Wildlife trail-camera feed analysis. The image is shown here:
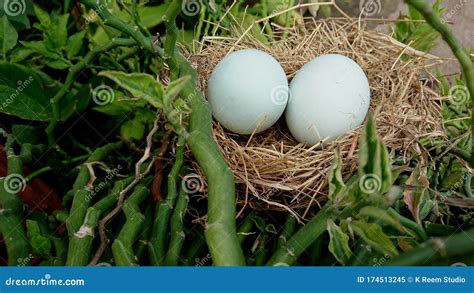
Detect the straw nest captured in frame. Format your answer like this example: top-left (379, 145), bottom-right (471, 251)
top-left (183, 17), bottom-right (447, 218)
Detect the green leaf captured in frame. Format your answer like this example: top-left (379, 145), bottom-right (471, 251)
top-left (394, 0), bottom-right (443, 52)
top-left (328, 151), bottom-right (346, 203)
top-left (21, 40), bottom-right (59, 58)
top-left (45, 59), bottom-right (69, 70)
top-left (327, 219), bottom-right (352, 265)
top-left (120, 118), bottom-right (145, 142)
top-left (65, 31), bottom-right (85, 59)
top-left (0, 15), bottom-right (18, 54)
top-left (0, 86), bottom-right (50, 120)
top-left (100, 71), bottom-right (164, 108)
top-left (12, 124), bottom-right (42, 145)
top-left (42, 14), bottom-right (69, 50)
top-left (0, 62), bottom-right (51, 120)
top-left (403, 165), bottom-right (429, 224)
top-left (9, 47), bottom-right (34, 62)
top-left (93, 100), bottom-right (134, 116)
top-left (358, 115), bottom-right (392, 194)
top-left (164, 75), bottom-right (192, 104)
top-left (352, 220), bottom-right (398, 257)
top-left (33, 5), bottom-right (51, 29)
top-left (137, 4), bottom-right (169, 28)
top-left (26, 220), bottom-right (52, 257)
top-left (358, 206), bottom-right (405, 233)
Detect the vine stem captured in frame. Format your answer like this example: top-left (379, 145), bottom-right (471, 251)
top-left (81, 0), bottom-right (245, 265)
top-left (165, 174), bottom-right (189, 266)
top-left (66, 142), bottom-right (122, 237)
top-left (149, 138), bottom-right (185, 265)
top-left (385, 227), bottom-right (474, 265)
top-left (90, 116), bottom-right (160, 265)
top-left (267, 205), bottom-right (332, 266)
top-left (0, 129), bottom-right (30, 266)
top-left (112, 185), bottom-right (149, 266)
top-left (66, 178), bottom-right (133, 266)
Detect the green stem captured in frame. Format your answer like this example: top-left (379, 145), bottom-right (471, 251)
top-left (267, 205), bottom-right (332, 266)
top-left (82, 0), bottom-right (245, 266)
top-left (177, 53), bottom-right (245, 266)
top-left (276, 213), bottom-right (298, 250)
top-left (183, 232), bottom-right (207, 266)
top-left (135, 204), bottom-right (154, 263)
top-left (163, 0), bottom-right (182, 79)
top-left (385, 227), bottom-right (474, 265)
top-left (66, 142), bottom-right (122, 237)
top-left (112, 185), bottom-right (149, 266)
top-left (254, 233), bottom-right (269, 266)
top-left (24, 154), bottom-right (90, 182)
top-left (388, 208), bottom-right (428, 241)
top-left (149, 139), bottom-right (185, 265)
top-left (237, 212), bottom-right (256, 244)
top-left (424, 223), bottom-right (457, 237)
top-left (164, 177), bottom-right (189, 266)
top-left (66, 178), bottom-right (133, 266)
top-left (0, 129), bottom-right (30, 266)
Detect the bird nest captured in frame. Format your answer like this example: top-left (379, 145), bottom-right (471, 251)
top-left (184, 17), bottom-right (446, 218)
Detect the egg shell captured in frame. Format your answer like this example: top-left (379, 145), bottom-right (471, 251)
top-left (207, 49), bottom-right (289, 135)
top-left (285, 54), bottom-right (371, 145)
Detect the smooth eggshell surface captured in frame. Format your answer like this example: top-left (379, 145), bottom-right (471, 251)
top-left (285, 54), bottom-right (371, 145)
top-left (207, 49), bottom-right (289, 135)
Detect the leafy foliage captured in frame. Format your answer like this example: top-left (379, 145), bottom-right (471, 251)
top-left (394, 0), bottom-right (443, 52)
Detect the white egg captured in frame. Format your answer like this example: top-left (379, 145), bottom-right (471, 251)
top-left (207, 49), bottom-right (289, 135)
top-left (285, 54), bottom-right (371, 145)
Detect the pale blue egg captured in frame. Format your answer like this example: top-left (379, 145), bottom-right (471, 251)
top-left (208, 49), bottom-right (289, 135)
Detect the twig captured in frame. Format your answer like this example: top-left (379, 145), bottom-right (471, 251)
top-left (90, 116), bottom-right (160, 265)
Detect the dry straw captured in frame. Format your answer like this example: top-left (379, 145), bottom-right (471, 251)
top-left (182, 3), bottom-right (447, 219)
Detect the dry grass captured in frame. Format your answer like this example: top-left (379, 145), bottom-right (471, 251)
top-left (183, 17), bottom-right (447, 219)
